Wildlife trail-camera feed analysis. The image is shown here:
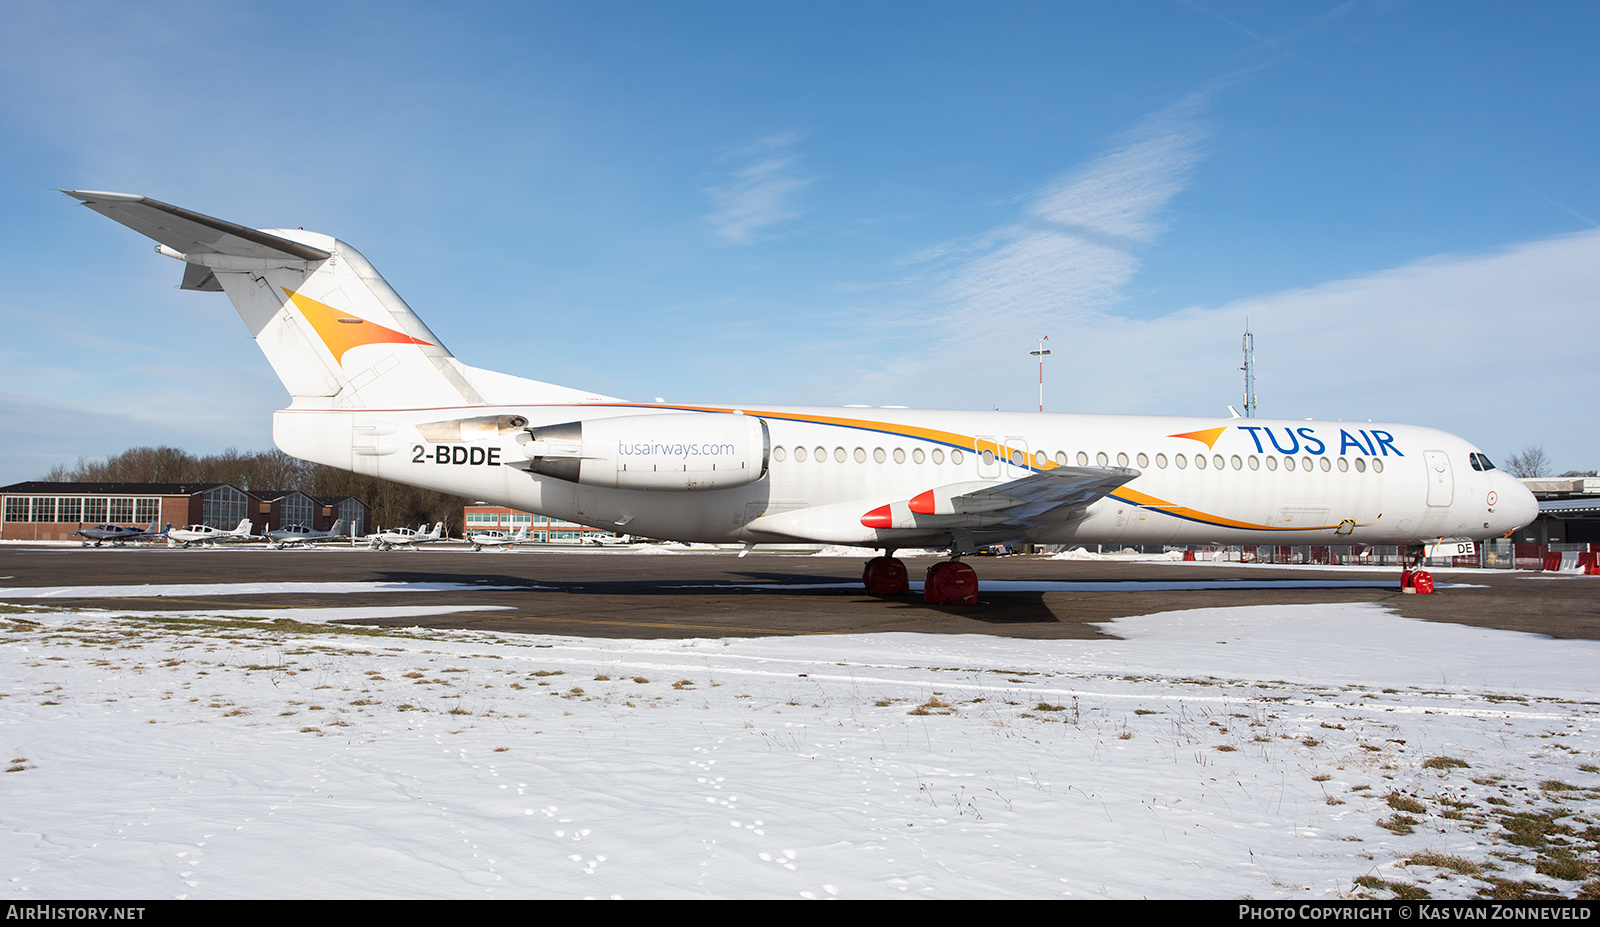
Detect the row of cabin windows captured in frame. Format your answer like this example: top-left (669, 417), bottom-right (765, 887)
top-left (768, 447), bottom-right (1386, 474)
top-left (774, 446), bottom-right (967, 465)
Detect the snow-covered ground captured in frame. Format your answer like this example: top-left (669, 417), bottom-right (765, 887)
top-left (3, 589), bottom-right (1599, 899)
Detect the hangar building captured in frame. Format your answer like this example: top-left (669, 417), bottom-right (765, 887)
top-left (0, 482), bottom-right (369, 542)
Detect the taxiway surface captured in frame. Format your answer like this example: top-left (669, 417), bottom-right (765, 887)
top-left (1, 546), bottom-right (1594, 641)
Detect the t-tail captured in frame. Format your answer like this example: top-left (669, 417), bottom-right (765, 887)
top-left (62, 191), bottom-right (616, 413)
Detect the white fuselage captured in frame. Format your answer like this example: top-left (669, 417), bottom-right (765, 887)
top-left (276, 403), bottom-right (1537, 551)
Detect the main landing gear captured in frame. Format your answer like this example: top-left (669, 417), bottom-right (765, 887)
top-left (862, 554), bottom-right (910, 596)
top-left (862, 544), bottom-right (981, 606)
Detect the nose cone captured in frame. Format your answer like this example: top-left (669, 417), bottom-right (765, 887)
top-left (1496, 473), bottom-right (1539, 535)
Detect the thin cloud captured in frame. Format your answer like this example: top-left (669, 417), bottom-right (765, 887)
top-left (1063, 230), bottom-right (1600, 468)
top-left (912, 95), bottom-right (1210, 349)
top-left (1028, 95), bottom-right (1209, 243)
top-left (705, 132), bottom-right (810, 245)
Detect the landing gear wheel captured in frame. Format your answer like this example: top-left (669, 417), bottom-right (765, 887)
top-left (1400, 543), bottom-right (1433, 593)
top-left (924, 561), bottom-right (978, 605)
top-left (862, 556), bottom-right (910, 596)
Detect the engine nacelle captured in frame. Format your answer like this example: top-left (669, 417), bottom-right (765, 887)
top-left (516, 412), bottom-right (769, 491)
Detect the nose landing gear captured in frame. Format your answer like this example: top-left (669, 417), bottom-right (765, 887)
top-left (1400, 543), bottom-right (1434, 594)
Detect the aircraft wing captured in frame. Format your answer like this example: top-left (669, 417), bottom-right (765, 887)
top-left (61, 190), bottom-right (331, 263)
top-left (950, 466), bottom-right (1139, 522)
top-left (772, 465), bottom-right (1144, 545)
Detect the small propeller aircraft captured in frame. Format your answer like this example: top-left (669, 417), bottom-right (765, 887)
top-left (73, 521), bottom-right (165, 547)
top-left (167, 519), bottom-right (255, 548)
top-left (367, 522), bottom-right (445, 551)
top-left (266, 519), bottom-right (346, 549)
top-left (467, 527), bottom-right (528, 551)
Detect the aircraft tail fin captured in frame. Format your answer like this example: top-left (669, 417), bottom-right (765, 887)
top-left (64, 191), bottom-right (618, 410)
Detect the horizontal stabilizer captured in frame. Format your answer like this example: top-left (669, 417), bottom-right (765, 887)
top-left (62, 190), bottom-right (330, 262)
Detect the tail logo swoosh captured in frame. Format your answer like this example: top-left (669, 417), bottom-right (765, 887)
top-left (283, 287), bottom-right (431, 364)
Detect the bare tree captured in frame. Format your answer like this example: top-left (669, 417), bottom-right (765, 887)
top-left (1504, 446), bottom-right (1552, 479)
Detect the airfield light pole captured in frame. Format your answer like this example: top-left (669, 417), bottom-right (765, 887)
top-left (1241, 321), bottom-right (1257, 419)
top-left (1031, 336), bottom-right (1051, 412)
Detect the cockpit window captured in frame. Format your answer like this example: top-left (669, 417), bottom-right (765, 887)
top-left (1469, 452), bottom-right (1497, 472)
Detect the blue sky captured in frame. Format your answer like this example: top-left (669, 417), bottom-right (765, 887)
top-left (2, 0), bottom-right (1597, 484)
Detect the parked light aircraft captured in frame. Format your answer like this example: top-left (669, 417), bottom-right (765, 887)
top-left (368, 522), bottom-right (445, 551)
top-left (267, 519), bottom-right (345, 549)
top-left (167, 519), bottom-right (254, 548)
top-left (468, 527), bottom-right (527, 551)
top-left (67, 191), bottom-right (1540, 601)
top-left (73, 521), bottom-right (164, 546)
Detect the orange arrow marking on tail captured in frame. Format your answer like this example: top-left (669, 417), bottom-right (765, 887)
top-left (283, 287), bottom-right (431, 365)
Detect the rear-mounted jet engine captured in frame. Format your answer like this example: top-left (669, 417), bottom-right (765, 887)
top-left (513, 412), bottom-right (770, 492)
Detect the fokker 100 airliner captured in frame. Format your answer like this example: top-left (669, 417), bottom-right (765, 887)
top-left (66, 191), bottom-right (1538, 602)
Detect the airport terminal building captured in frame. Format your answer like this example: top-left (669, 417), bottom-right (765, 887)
top-left (0, 481), bottom-right (369, 542)
top-left (463, 504), bottom-right (619, 544)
